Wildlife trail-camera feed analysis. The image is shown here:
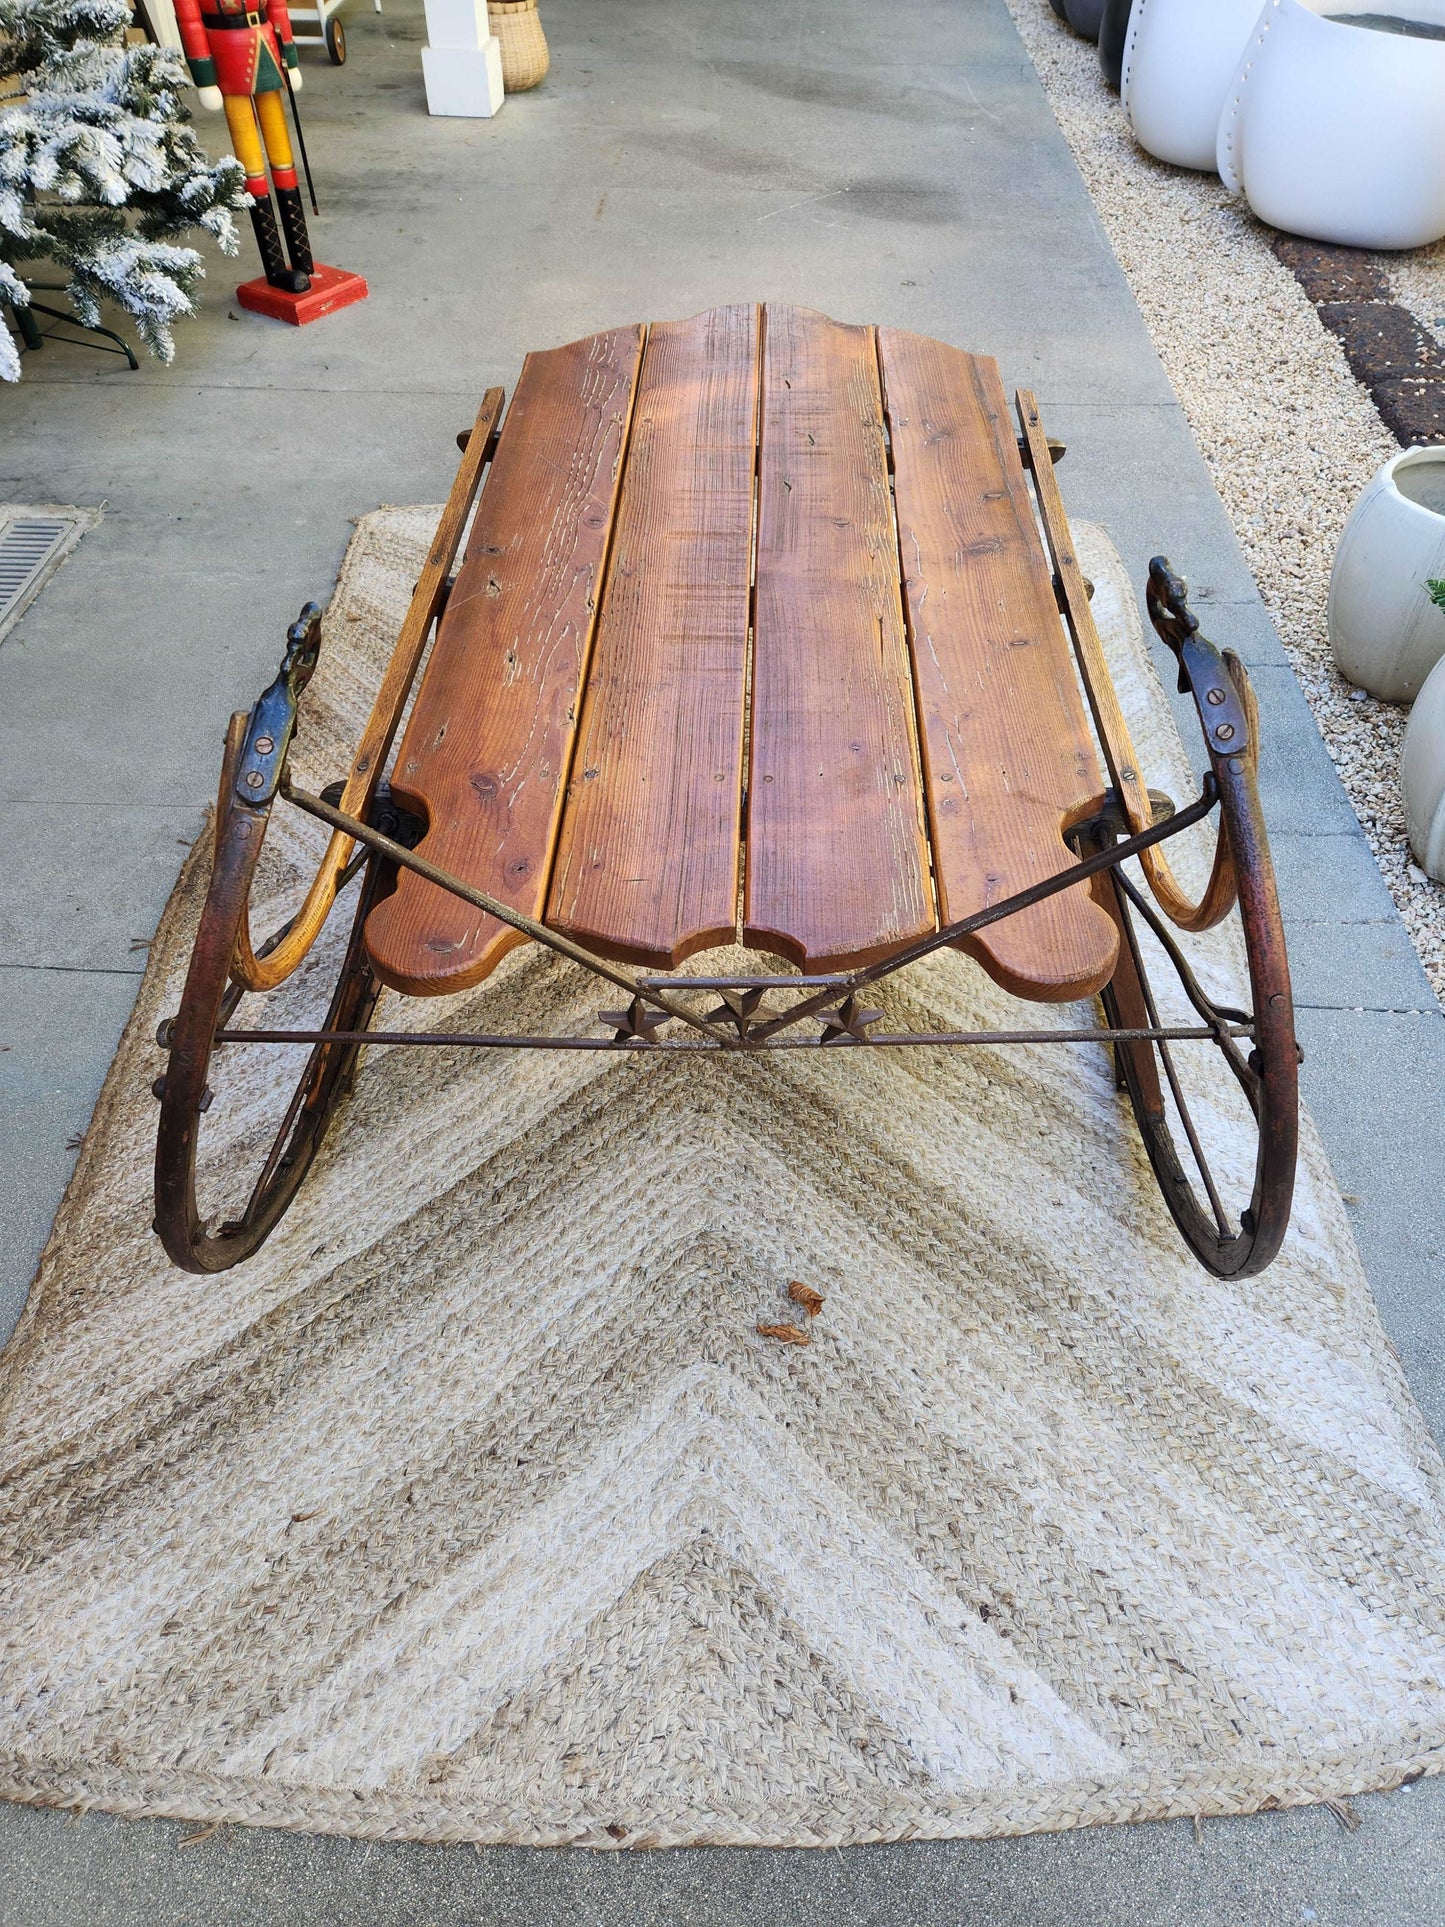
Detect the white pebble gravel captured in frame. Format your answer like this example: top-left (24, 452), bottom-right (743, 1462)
top-left (1387, 245), bottom-right (1445, 351)
top-left (1007, 0), bottom-right (1445, 1009)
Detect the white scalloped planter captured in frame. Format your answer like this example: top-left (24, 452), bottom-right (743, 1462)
top-left (1219, 2), bottom-right (1445, 249)
top-left (1121, 0), bottom-right (1265, 173)
top-left (1403, 653), bottom-right (1445, 881)
top-left (1330, 449), bottom-right (1445, 703)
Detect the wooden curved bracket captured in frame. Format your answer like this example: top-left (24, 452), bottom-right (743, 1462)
top-left (1018, 391), bottom-right (1249, 935)
top-left (229, 387), bottom-right (506, 994)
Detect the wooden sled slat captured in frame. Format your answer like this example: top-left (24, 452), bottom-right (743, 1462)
top-left (160, 312), bottom-right (1301, 1282)
top-left (364, 325), bottom-right (643, 995)
top-left (878, 330), bottom-right (1118, 1001)
top-left (743, 304), bottom-right (934, 969)
top-left (547, 305), bottom-right (761, 965)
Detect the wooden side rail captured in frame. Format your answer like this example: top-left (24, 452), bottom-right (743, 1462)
top-left (230, 387), bottom-right (506, 992)
top-left (1017, 390), bottom-right (1248, 934)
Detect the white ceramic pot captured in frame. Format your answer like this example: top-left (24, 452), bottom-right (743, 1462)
top-left (1329, 448), bottom-right (1445, 703)
top-left (1121, 0), bottom-right (1265, 173)
top-left (1218, 2), bottom-right (1445, 250)
top-left (1403, 652), bottom-right (1445, 881)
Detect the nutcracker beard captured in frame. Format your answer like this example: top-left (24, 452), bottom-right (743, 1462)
top-left (227, 90), bottom-right (313, 295)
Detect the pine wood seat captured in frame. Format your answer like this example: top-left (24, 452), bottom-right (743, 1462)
top-left (159, 307), bottom-right (1301, 1282)
top-left (363, 304), bottom-right (1120, 1002)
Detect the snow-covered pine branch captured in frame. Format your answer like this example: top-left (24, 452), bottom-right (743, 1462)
top-left (0, 0), bottom-right (246, 378)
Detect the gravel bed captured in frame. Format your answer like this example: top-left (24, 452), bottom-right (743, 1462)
top-left (1390, 243), bottom-right (1445, 353)
top-left (1006, 0), bottom-right (1445, 1008)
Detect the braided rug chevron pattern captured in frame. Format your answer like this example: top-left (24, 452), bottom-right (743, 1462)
top-left (1, 511), bottom-right (1442, 1847)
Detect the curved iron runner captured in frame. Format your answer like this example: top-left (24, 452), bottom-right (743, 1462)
top-left (153, 562), bottom-right (1299, 1278)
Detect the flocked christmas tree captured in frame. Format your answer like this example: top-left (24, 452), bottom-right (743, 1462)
top-left (0, 0), bottom-right (246, 380)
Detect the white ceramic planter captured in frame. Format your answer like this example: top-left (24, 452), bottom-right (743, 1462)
top-left (1122, 0), bottom-right (1265, 173)
top-left (1330, 448), bottom-right (1445, 703)
top-left (1219, 2), bottom-right (1445, 249)
top-left (1403, 651), bottom-right (1445, 881)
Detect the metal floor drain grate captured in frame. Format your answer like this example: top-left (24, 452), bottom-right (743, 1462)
top-left (0, 506), bottom-right (95, 640)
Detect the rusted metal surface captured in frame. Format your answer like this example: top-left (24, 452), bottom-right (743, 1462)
top-left (230, 390), bottom-right (506, 996)
top-left (286, 780), bottom-right (731, 1045)
top-left (214, 1023), bottom-right (1252, 1051)
top-left (290, 770), bottom-right (1217, 1038)
top-left (158, 736), bottom-right (1261, 1274)
top-left (153, 401), bottom-right (1300, 1279)
top-left (232, 603), bottom-right (323, 810)
top-left (745, 788), bottom-right (1219, 1044)
top-left (153, 731), bottom-right (385, 1275)
top-left (1024, 399), bottom-right (1245, 935)
top-left (1098, 560), bottom-right (1302, 1279)
top-left (597, 997), bottom-right (673, 1045)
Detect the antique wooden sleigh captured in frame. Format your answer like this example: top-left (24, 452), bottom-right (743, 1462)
top-left (153, 305), bottom-right (1299, 1276)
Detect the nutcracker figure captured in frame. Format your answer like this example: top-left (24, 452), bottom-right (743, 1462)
top-left (175, 0), bottom-right (314, 294)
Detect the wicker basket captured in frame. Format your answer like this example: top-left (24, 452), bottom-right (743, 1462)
top-left (488, 0), bottom-right (550, 92)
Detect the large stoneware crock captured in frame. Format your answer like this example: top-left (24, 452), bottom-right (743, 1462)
top-left (1122, 0), bottom-right (1265, 172)
top-left (1219, 1), bottom-right (1445, 249)
top-left (1330, 448), bottom-right (1445, 704)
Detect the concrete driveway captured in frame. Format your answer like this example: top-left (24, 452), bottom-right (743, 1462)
top-left (2, 3), bottom-right (1442, 1920)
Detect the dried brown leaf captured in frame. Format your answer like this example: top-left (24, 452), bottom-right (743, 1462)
top-left (757, 1322), bottom-right (810, 1347)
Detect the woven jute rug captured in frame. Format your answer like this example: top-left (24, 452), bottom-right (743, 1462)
top-left (2, 511), bottom-right (1443, 1849)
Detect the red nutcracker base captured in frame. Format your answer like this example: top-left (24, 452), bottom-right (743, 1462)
top-left (235, 263), bottom-right (369, 326)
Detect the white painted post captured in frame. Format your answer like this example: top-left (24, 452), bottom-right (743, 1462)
top-left (421, 0), bottom-right (504, 118)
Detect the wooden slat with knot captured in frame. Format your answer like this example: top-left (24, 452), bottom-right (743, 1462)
top-left (364, 325), bottom-right (643, 995)
top-left (364, 306), bottom-right (1120, 1004)
top-left (743, 305), bottom-right (934, 969)
top-left (547, 304), bottom-right (760, 965)
top-left (878, 330), bottom-right (1119, 1000)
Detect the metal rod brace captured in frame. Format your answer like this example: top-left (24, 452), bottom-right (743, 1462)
top-left (280, 776), bottom-right (1220, 1045)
